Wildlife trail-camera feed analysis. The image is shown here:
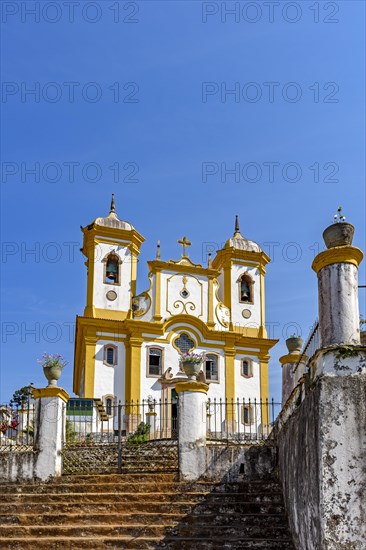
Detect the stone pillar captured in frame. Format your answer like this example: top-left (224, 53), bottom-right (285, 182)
top-left (176, 381), bottom-right (208, 481)
top-left (145, 411), bottom-right (157, 439)
top-left (312, 246), bottom-right (363, 346)
top-left (280, 338), bottom-right (307, 406)
top-left (33, 387), bottom-right (69, 481)
top-left (280, 354), bottom-right (308, 405)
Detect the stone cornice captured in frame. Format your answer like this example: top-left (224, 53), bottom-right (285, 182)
top-left (33, 387), bottom-right (70, 402)
top-left (175, 381), bottom-right (209, 394)
top-left (279, 353), bottom-right (308, 366)
top-left (212, 248), bottom-right (270, 270)
top-left (312, 246), bottom-right (364, 274)
top-left (147, 259), bottom-right (220, 278)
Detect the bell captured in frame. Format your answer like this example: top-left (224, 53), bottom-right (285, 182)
top-left (106, 263), bottom-right (118, 273)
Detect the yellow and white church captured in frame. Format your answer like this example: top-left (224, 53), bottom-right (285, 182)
top-left (73, 196), bottom-right (277, 425)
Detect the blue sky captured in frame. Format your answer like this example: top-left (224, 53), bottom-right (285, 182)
top-left (1, 0), bottom-right (365, 403)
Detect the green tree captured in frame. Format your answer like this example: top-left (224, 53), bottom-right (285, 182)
top-left (10, 384), bottom-right (34, 407)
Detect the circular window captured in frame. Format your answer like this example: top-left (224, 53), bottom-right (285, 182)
top-left (106, 290), bottom-right (117, 301)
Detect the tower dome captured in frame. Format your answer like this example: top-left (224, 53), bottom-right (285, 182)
top-left (92, 194), bottom-right (134, 231)
top-left (224, 215), bottom-right (262, 252)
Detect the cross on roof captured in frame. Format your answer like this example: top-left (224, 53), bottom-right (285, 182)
top-left (178, 236), bottom-right (191, 257)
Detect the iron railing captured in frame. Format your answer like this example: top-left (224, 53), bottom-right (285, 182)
top-left (294, 320), bottom-right (320, 372)
top-left (206, 398), bottom-right (281, 442)
top-left (65, 398), bottom-right (178, 445)
top-left (0, 402), bottom-right (35, 451)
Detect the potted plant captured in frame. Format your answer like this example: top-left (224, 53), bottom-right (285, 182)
top-left (179, 351), bottom-right (206, 380)
top-left (286, 335), bottom-right (303, 354)
top-left (323, 207), bottom-right (354, 249)
top-left (38, 353), bottom-right (68, 387)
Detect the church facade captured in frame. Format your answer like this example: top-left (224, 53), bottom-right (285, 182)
top-left (73, 196), bottom-right (277, 429)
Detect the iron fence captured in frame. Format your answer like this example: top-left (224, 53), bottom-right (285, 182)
top-left (0, 402), bottom-right (35, 451)
top-left (65, 398), bottom-right (178, 446)
top-left (206, 398), bottom-right (281, 442)
top-left (63, 398), bottom-right (179, 474)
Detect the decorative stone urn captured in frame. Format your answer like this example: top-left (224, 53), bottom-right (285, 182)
top-left (181, 361), bottom-right (203, 381)
top-left (43, 365), bottom-right (62, 387)
top-left (286, 336), bottom-right (303, 354)
top-left (323, 222), bottom-right (354, 249)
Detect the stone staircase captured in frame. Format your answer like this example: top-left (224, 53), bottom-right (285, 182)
top-left (121, 441), bottom-right (178, 474)
top-left (0, 473), bottom-right (295, 549)
top-left (62, 441), bottom-right (178, 475)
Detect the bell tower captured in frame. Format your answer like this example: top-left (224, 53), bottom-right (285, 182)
top-left (80, 195), bottom-right (145, 319)
top-left (212, 216), bottom-right (270, 337)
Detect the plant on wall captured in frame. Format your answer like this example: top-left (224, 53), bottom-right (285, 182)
top-left (127, 422), bottom-right (150, 445)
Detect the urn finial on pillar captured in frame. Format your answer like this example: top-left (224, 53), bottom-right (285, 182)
top-left (312, 217), bottom-right (363, 347)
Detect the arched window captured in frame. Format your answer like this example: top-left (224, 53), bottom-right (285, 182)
top-left (106, 398), bottom-right (113, 416)
top-left (205, 354), bottom-right (219, 382)
top-left (241, 358), bottom-right (253, 378)
top-left (103, 395), bottom-right (115, 417)
top-left (241, 404), bottom-right (253, 426)
top-left (104, 345), bottom-right (117, 367)
top-left (104, 252), bottom-right (121, 284)
top-left (147, 347), bottom-right (163, 377)
top-left (239, 273), bottom-right (253, 303)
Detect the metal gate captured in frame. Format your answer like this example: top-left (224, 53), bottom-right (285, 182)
top-left (62, 398), bottom-right (178, 475)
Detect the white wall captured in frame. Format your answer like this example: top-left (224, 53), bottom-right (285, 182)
top-left (231, 264), bottom-right (261, 329)
top-left (234, 354), bottom-right (261, 400)
top-left (93, 339), bottom-right (126, 401)
top-left (140, 340), bottom-right (180, 401)
top-left (93, 242), bottom-right (132, 312)
top-left (160, 271), bottom-right (209, 322)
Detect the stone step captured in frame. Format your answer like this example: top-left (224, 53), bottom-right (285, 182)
top-left (0, 481), bottom-right (282, 494)
top-left (62, 469), bottom-right (179, 476)
top-left (120, 462), bottom-right (178, 465)
top-left (0, 524), bottom-right (293, 539)
top-left (0, 501), bottom-right (286, 516)
top-left (69, 454), bottom-right (178, 461)
top-left (156, 540), bottom-right (294, 550)
top-left (0, 511), bottom-right (288, 527)
top-left (0, 537), bottom-right (295, 549)
top-left (0, 492), bottom-right (285, 505)
top-left (63, 444), bottom-right (177, 453)
top-left (58, 473), bottom-right (178, 483)
top-left (120, 467), bottom-right (178, 474)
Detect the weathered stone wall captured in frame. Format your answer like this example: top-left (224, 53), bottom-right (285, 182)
top-left (277, 382), bottom-right (321, 549)
top-left (277, 372), bottom-right (366, 550)
top-left (202, 443), bottom-right (277, 482)
top-left (0, 451), bottom-right (38, 482)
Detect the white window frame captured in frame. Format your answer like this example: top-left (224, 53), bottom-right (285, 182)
top-left (103, 394), bottom-right (116, 417)
top-left (146, 346), bottom-right (164, 378)
top-left (241, 358), bottom-right (253, 378)
top-left (104, 344), bottom-right (118, 367)
top-left (241, 404), bottom-right (254, 426)
top-left (205, 353), bottom-right (220, 383)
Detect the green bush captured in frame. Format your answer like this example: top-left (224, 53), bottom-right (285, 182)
top-left (127, 422), bottom-right (150, 445)
top-left (65, 419), bottom-right (77, 443)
